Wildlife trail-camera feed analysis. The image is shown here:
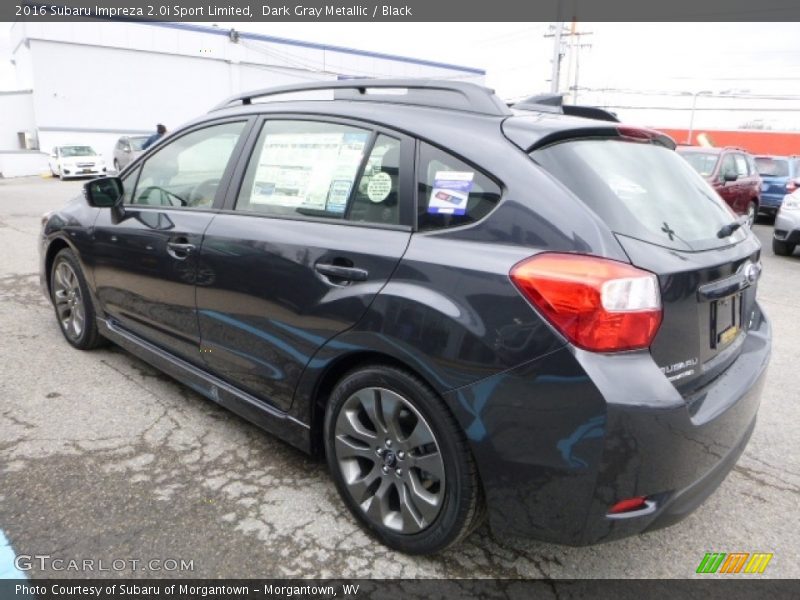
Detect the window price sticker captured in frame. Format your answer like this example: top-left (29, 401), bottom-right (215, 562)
top-left (428, 171), bottom-right (474, 215)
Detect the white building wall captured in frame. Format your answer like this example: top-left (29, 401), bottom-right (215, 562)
top-left (0, 91), bottom-right (36, 150)
top-left (0, 152), bottom-right (49, 178)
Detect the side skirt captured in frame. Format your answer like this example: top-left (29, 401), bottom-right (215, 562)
top-left (98, 318), bottom-right (312, 453)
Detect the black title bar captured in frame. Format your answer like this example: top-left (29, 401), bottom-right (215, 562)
top-left (8, 0), bottom-right (800, 22)
top-left (3, 579), bottom-right (800, 600)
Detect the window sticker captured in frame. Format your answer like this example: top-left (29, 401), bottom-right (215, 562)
top-left (428, 171), bottom-right (474, 215)
top-left (326, 179), bottom-right (352, 214)
top-left (367, 171), bottom-right (392, 203)
top-left (249, 131), bottom-right (368, 211)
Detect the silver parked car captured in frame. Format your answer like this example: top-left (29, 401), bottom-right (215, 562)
top-left (112, 135), bottom-right (149, 172)
top-left (773, 189), bottom-right (800, 256)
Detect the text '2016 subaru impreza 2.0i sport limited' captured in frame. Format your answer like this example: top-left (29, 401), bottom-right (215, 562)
top-left (39, 80), bottom-right (771, 555)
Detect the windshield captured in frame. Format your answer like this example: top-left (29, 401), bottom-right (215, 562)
top-left (531, 139), bottom-right (746, 251)
top-left (678, 151), bottom-right (719, 178)
top-left (129, 137), bottom-right (149, 151)
top-left (61, 146), bottom-right (96, 157)
top-left (755, 157), bottom-right (789, 177)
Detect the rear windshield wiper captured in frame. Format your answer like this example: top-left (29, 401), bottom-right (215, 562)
top-left (717, 216), bottom-right (748, 238)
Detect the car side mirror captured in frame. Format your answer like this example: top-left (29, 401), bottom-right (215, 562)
top-left (124, 147), bottom-right (131, 153)
top-left (722, 170), bottom-right (738, 182)
top-left (84, 177), bottom-right (124, 208)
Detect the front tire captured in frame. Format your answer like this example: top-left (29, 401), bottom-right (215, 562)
top-left (324, 365), bottom-right (484, 554)
top-left (50, 248), bottom-right (104, 350)
top-left (773, 237), bottom-right (796, 256)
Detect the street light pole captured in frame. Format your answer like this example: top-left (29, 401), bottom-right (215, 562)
top-left (687, 90), bottom-right (712, 145)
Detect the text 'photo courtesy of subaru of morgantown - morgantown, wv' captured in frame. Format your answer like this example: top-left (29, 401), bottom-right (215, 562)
top-left (38, 80), bottom-right (771, 555)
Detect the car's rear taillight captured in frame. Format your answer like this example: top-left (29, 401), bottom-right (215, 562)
top-left (608, 496), bottom-right (649, 515)
top-left (509, 253), bottom-right (663, 352)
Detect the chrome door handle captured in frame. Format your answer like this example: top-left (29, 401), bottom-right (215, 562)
top-left (166, 241), bottom-right (195, 260)
top-left (315, 263), bottom-right (369, 283)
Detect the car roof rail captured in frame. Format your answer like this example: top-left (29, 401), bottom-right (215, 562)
top-left (211, 79), bottom-right (512, 116)
top-left (511, 94), bottom-right (620, 123)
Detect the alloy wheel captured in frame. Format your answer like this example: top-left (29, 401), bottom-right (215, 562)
top-left (333, 387), bottom-right (446, 534)
top-left (53, 261), bottom-right (85, 341)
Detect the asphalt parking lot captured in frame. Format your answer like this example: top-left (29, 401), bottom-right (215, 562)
top-left (1, 175), bottom-right (798, 579)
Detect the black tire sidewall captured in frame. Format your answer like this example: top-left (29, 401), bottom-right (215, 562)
top-left (324, 365), bottom-right (476, 555)
top-left (773, 238), bottom-right (793, 256)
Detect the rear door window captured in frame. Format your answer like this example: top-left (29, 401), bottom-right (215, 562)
top-left (531, 139), bottom-right (746, 251)
top-left (236, 120), bottom-right (370, 220)
top-left (348, 134), bottom-right (402, 225)
top-left (235, 121), bottom-right (409, 227)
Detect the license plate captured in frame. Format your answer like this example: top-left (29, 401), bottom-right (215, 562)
top-left (82, 169), bottom-right (92, 173)
top-left (711, 293), bottom-right (742, 348)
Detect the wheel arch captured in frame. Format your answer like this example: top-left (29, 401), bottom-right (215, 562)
top-left (300, 349), bottom-right (446, 458)
top-left (44, 237), bottom-right (73, 297)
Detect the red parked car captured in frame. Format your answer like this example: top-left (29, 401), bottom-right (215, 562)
top-left (677, 146), bottom-right (762, 226)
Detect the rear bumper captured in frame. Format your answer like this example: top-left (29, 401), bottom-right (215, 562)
top-left (446, 304), bottom-right (770, 545)
top-left (759, 193), bottom-right (784, 211)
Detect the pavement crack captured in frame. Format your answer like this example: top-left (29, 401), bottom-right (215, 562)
top-left (733, 464), bottom-right (800, 495)
top-left (1, 410), bottom-right (37, 430)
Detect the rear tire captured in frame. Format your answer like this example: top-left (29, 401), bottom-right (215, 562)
top-left (324, 365), bottom-right (484, 555)
top-left (773, 238), bottom-right (796, 256)
top-left (50, 248), bottom-right (105, 350)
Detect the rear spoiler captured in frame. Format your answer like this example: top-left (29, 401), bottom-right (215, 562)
top-left (511, 94), bottom-right (620, 123)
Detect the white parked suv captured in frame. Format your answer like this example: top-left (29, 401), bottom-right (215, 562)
top-left (48, 145), bottom-right (107, 180)
top-left (773, 189), bottom-right (800, 256)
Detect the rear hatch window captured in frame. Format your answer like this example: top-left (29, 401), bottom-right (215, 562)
top-left (755, 157), bottom-right (789, 178)
top-left (531, 139), bottom-right (746, 251)
top-left (531, 137), bottom-right (759, 395)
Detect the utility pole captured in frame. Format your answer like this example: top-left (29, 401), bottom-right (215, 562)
top-left (548, 22), bottom-right (564, 94)
top-left (545, 21), bottom-right (592, 98)
top-left (566, 21), bottom-right (592, 103)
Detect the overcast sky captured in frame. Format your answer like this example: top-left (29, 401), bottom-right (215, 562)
top-left (2, 21), bottom-right (800, 128)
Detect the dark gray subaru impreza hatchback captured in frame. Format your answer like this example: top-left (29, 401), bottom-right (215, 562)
top-left (39, 80), bottom-right (771, 554)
